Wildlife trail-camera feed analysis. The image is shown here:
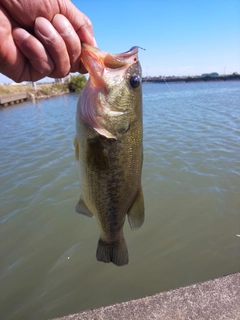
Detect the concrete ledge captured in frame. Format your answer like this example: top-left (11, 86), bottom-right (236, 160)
top-left (0, 92), bottom-right (27, 106)
top-left (52, 273), bottom-right (240, 320)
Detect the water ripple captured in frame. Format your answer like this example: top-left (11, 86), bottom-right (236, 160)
top-left (0, 85), bottom-right (240, 320)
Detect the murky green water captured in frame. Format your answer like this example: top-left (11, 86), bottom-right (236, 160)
top-left (0, 81), bottom-right (240, 320)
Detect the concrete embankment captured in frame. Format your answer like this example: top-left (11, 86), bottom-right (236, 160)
top-left (0, 92), bottom-right (28, 107)
top-left (52, 272), bottom-right (240, 320)
top-left (0, 91), bottom-right (69, 107)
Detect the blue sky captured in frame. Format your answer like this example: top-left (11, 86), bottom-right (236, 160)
top-left (79, 0), bottom-right (240, 77)
top-left (1, 0), bottom-right (239, 82)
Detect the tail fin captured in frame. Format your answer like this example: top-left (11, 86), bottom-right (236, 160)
top-left (96, 237), bottom-right (129, 266)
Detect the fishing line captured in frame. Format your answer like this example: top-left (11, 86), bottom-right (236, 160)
top-left (163, 78), bottom-right (239, 200)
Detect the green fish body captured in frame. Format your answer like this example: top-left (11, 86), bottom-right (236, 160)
top-left (75, 44), bottom-right (144, 266)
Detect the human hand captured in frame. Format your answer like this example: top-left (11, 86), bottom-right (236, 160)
top-left (0, 0), bottom-right (96, 82)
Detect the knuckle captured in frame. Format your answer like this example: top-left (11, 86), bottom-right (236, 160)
top-left (84, 17), bottom-right (93, 29)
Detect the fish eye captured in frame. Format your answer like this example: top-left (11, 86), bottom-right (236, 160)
top-left (129, 76), bottom-right (141, 88)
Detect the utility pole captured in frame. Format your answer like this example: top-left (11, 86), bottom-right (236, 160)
top-left (32, 82), bottom-right (37, 89)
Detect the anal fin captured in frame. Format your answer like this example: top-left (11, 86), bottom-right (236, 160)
top-left (127, 186), bottom-right (145, 230)
top-left (75, 197), bottom-right (93, 218)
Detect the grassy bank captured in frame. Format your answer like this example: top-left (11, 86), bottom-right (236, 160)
top-left (0, 83), bottom-right (69, 98)
top-left (0, 75), bottom-right (87, 99)
top-left (0, 84), bottom-right (33, 95)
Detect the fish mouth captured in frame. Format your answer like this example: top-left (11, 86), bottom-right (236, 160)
top-left (104, 46), bottom-right (139, 69)
top-left (80, 43), bottom-right (139, 81)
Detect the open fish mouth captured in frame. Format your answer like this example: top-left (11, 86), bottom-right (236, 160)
top-left (104, 46), bottom-right (139, 69)
top-left (80, 43), bottom-right (140, 76)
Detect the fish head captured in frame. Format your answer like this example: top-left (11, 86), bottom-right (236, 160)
top-left (78, 44), bottom-right (142, 139)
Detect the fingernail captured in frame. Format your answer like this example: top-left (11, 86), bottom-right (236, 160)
top-left (12, 27), bottom-right (30, 42)
top-left (52, 14), bottom-right (74, 37)
top-left (35, 17), bottom-right (55, 39)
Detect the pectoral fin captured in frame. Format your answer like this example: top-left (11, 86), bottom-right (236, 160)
top-left (87, 137), bottom-right (109, 172)
top-left (75, 197), bottom-right (93, 218)
top-left (74, 136), bottom-right (80, 162)
top-left (127, 186), bottom-right (145, 230)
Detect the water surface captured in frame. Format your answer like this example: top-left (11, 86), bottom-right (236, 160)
top-left (0, 81), bottom-right (240, 320)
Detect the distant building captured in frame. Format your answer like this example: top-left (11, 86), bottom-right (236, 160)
top-left (210, 72), bottom-right (219, 77)
top-left (201, 72), bottom-right (219, 77)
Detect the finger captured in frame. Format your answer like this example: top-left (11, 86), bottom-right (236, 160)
top-left (0, 7), bottom-right (51, 82)
top-left (58, 2), bottom-right (97, 74)
top-left (0, 5), bottom-right (20, 81)
top-left (12, 28), bottom-right (54, 81)
top-left (34, 16), bottom-right (71, 78)
top-left (60, 1), bottom-right (96, 47)
top-left (51, 14), bottom-right (81, 73)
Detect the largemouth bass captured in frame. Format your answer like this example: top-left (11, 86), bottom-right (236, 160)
top-left (74, 43), bottom-right (144, 266)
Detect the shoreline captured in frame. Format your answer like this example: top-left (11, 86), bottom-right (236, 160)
top-left (0, 91), bottom-right (69, 107)
top-left (143, 74), bottom-right (240, 83)
top-left (0, 83), bottom-right (71, 107)
top-left (0, 77), bottom-right (86, 107)
top-left (1, 75), bottom-right (239, 107)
